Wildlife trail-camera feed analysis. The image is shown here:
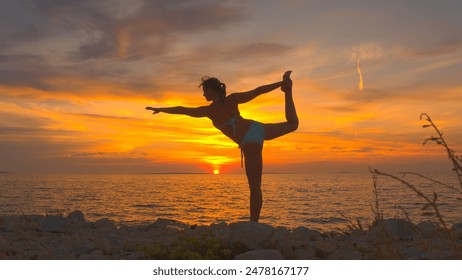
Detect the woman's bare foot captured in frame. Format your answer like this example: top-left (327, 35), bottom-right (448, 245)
top-left (282, 70), bottom-right (292, 92)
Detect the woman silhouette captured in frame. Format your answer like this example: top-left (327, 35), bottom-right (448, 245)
top-left (146, 71), bottom-right (298, 222)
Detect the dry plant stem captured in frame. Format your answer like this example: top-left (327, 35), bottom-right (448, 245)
top-left (372, 175), bottom-right (383, 223)
top-left (401, 172), bottom-right (462, 194)
top-left (341, 215), bottom-right (364, 233)
top-left (397, 205), bottom-right (413, 224)
top-left (421, 113), bottom-right (462, 188)
top-left (371, 168), bottom-right (460, 258)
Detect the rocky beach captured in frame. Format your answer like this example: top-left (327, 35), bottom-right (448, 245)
top-left (1, 210), bottom-right (461, 260)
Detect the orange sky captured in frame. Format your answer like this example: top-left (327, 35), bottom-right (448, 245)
top-left (1, 0), bottom-right (462, 174)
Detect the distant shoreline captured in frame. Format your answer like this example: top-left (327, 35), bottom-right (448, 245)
top-left (0, 171), bottom-right (372, 175)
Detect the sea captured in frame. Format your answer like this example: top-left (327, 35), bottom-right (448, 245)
top-left (1, 172), bottom-right (461, 232)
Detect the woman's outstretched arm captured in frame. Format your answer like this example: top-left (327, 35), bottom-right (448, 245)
top-left (145, 106), bottom-right (209, 118)
top-left (228, 71), bottom-right (292, 104)
top-left (228, 81), bottom-right (283, 104)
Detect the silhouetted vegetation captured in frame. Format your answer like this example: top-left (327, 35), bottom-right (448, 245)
top-left (370, 113), bottom-right (462, 258)
top-left (139, 229), bottom-right (248, 260)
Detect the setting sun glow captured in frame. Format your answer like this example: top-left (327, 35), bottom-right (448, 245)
top-left (213, 169), bottom-right (220, 175)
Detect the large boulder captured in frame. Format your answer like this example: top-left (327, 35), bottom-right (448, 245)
top-left (417, 221), bottom-right (446, 239)
top-left (209, 222), bottom-right (230, 242)
top-left (287, 226), bottom-right (321, 248)
top-left (94, 218), bottom-right (118, 232)
top-left (39, 215), bottom-right (67, 233)
top-left (67, 210), bottom-right (86, 224)
top-left (229, 222), bottom-right (275, 249)
top-left (0, 216), bottom-right (41, 232)
top-left (369, 219), bottom-right (417, 241)
top-left (152, 218), bottom-right (189, 230)
top-left (271, 227), bottom-right (290, 250)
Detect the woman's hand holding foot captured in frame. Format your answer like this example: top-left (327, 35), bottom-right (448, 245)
top-left (281, 70), bottom-right (292, 92)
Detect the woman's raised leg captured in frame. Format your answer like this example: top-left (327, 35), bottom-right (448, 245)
top-left (264, 71), bottom-right (299, 140)
top-left (242, 143), bottom-right (263, 222)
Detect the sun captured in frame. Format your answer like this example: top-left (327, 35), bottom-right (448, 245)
top-left (213, 169), bottom-right (220, 175)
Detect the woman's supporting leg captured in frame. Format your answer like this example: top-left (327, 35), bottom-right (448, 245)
top-left (242, 143), bottom-right (263, 222)
top-left (264, 81), bottom-right (299, 140)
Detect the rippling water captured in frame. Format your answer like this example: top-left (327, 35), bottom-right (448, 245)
top-left (1, 173), bottom-right (461, 231)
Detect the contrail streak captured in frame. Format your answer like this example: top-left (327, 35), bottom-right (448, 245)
top-left (357, 59), bottom-right (364, 91)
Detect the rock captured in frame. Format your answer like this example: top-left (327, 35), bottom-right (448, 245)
top-left (185, 222), bottom-right (230, 244)
top-left (123, 251), bottom-right (146, 260)
top-left (369, 219), bottom-right (416, 241)
top-left (1, 216), bottom-right (16, 232)
top-left (412, 238), bottom-right (458, 259)
top-left (39, 216), bottom-right (67, 233)
top-left (271, 227), bottom-right (299, 259)
top-left (54, 253), bottom-right (77, 260)
top-left (452, 222), bottom-right (462, 231)
top-left (71, 242), bottom-right (96, 256)
top-left (94, 238), bottom-right (111, 254)
top-left (229, 222), bottom-right (275, 250)
top-left (152, 218), bottom-right (189, 230)
top-left (288, 227), bottom-right (321, 249)
top-left (78, 249), bottom-right (106, 260)
top-left (235, 249), bottom-right (284, 260)
top-left (0, 235), bottom-right (7, 251)
top-left (0, 216), bottom-right (36, 232)
top-left (328, 248), bottom-right (363, 260)
top-left (90, 249), bottom-right (106, 259)
top-left (36, 249), bottom-right (55, 260)
top-left (119, 224), bottom-right (140, 233)
top-left (350, 236), bottom-right (371, 253)
top-left (27, 215), bottom-right (45, 231)
top-left (67, 210), bottom-right (85, 224)
top-left (417, 221), bottom-right (446, 239)
top-left (94, 218), bottom-right (117, 231)
top-left (399, 246), bottom-right (426, 260)
top-left (209, 222), bottom-right (230, 242)
top-left (293, 246), bottom-right (316, 259)
top-left (4, 210), bottom-right (461, 260)
top-left (315, 240), bottom-right (337, 258)
top-left (271, 227), bottom-right (290, 250)
top-left (451, 223), bottom-right (462, 239)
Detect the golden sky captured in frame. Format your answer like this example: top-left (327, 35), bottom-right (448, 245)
top-left (1, 0), bottom-right (462, 174)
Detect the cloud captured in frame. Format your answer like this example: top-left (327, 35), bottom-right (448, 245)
top-left (31, 0), bottom-right (246, 60)
top-left (0, 0), bottom-right (247, 97)
top-left (223, 43), bottom-right (293, 61)
top-left (404, 38), bottom-right (462, 58)
top-left (78, 113), bottom-right (142, 121)
top-left (347, 43), bottom-right (385, 63)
